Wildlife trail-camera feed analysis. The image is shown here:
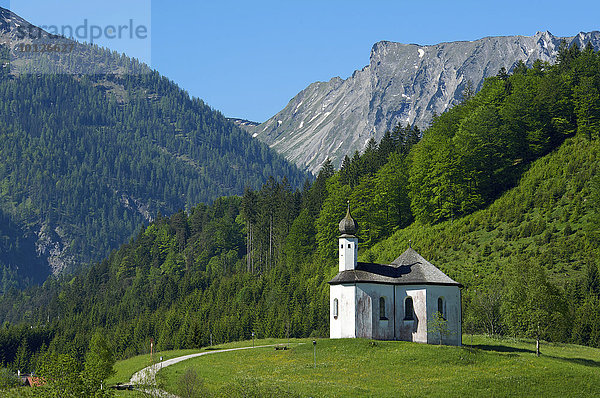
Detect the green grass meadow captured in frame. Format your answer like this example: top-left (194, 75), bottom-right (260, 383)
top-left (155, 336), bottom-right (600, 397)
top-left (5, 336), bottom-right (597, 397)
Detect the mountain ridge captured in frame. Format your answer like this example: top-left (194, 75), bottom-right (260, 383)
top-left (247, 30), bottom-right (600, 173)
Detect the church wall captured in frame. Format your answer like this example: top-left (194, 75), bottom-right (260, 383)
top-left (426, 285), bottom-right (462, 346)
top-left (355, 284), bottom-right (394, 339)
top-left (330, 283), bottom-right (462, 345)
top-left (347, 284), bottom-right (462, 343)
top-left (330, 284), bottom-right (356, 338)
top-left (396, 286), bottom-right (428, 343)
top-left (355, 286), bottom-right (372, 338)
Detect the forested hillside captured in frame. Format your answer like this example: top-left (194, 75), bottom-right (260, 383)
top-left (1, 42), bottom-right (600, 379)
top-left (0, 47), bottom-right (307, 291)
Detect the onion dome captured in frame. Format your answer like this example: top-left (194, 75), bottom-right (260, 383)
top-left (338, 201), bottom-right (358, 235)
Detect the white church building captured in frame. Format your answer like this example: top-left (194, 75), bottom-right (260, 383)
top-left (329, 205), bottom-right (462, 346)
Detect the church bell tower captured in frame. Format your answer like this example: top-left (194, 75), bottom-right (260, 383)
top-left (338, 201), bottom-right (358, 272)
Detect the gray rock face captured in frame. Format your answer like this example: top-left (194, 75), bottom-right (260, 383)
top-left (229, 118), bottom-right (260, 129)
top-left (249, 31), bottom-right (600, 174)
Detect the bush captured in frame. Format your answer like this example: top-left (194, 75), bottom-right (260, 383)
top-left (0, 367), bottom-right (21, 389)
top-left (177, 368), bottom-right (210, 398)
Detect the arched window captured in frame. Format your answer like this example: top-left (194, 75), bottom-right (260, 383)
top-left (404, 297), bottom-right (414, 320)
top-left (379, 297), bottom-right (387, 320)
top-left (333, 298), bottom-right (339, 319)
top-left (437, 297), bottom-right (444, 319)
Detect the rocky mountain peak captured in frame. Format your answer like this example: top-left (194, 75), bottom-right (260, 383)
top-left (245, 31), bottom-right (600, 174)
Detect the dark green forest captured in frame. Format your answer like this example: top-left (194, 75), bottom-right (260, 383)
top-left (0, 43), bottom-right (307, 292)
top-left (2, 42), bottom-right (600, 384)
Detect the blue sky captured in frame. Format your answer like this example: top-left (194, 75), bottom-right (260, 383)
top-left (3, 0), bottom-right (600, 122)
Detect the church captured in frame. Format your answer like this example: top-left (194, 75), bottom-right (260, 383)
top-left (328, 205), bottom-right (462, 345)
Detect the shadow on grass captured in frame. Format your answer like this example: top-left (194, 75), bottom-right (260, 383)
top-left (470, 344), bottom-right (600, 368)
top-left (546, 355), bottom-right (600, 368)
top-left (470, 344), bottom-right (534, 354)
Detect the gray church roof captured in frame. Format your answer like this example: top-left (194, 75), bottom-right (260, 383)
top-left (328, 248), bottom-right (462, 287)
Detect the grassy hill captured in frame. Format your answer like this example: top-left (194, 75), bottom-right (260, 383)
top-left (360, 134), bottom-right (600, 343)
top-left (3, 336), bottom-right (597, 397)
top-left (366, 134), bottom-right (600, 285)
top-left (147, 337), bottom-right (599, 397)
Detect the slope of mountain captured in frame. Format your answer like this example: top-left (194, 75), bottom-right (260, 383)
top-left (0, 6), bottom-right (308, 291)
top-left (248, 31), bottom-right (600, 173)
